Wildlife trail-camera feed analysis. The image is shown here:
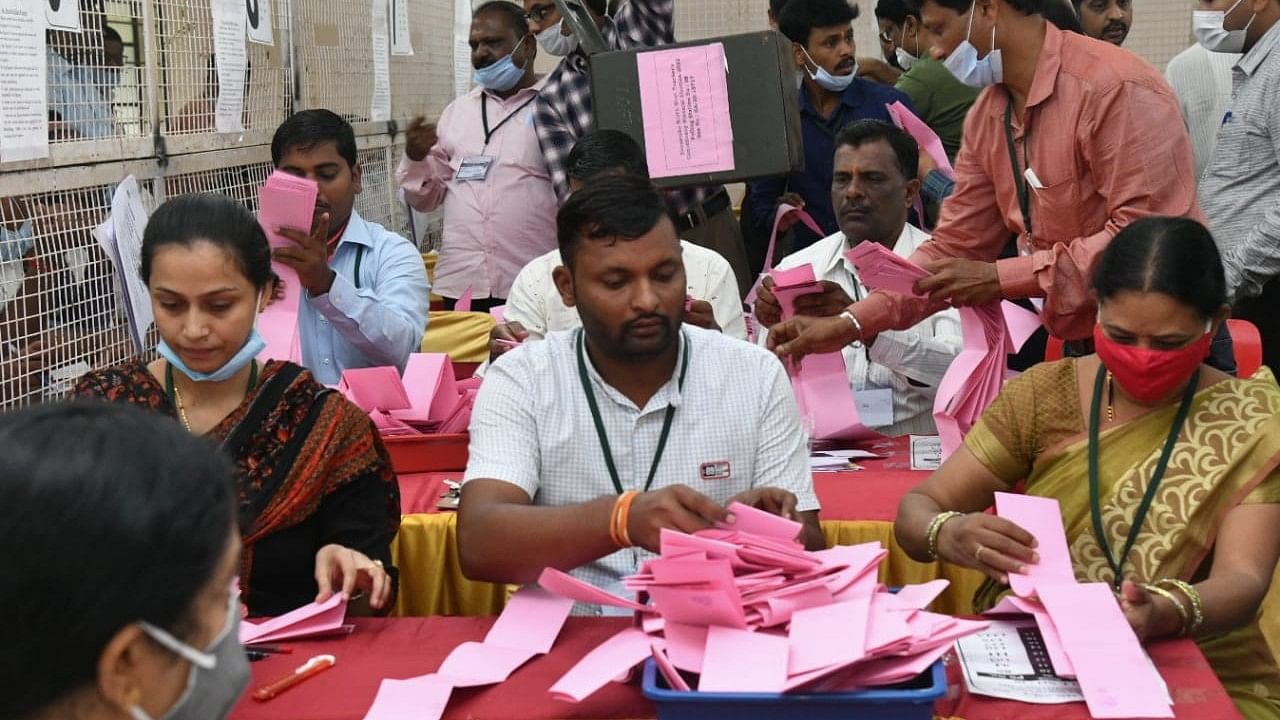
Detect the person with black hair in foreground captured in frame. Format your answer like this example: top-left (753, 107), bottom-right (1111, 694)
top-left (458, 176), bottom-right (822, 612)
top-left (74, 193), bottom-right (400, 618)
top-left (269, 109), bottom-right (430, 385)
top-left (0, 402), bottom-right (248, 720)
top-left (895, 217), bottom-right (1280, 719)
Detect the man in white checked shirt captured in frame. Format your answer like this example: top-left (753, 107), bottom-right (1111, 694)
top-left (458, 175), bottom-right (822, 614)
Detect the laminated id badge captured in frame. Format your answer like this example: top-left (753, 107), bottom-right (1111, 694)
top-left (456, 155), bottom-right (496, 182)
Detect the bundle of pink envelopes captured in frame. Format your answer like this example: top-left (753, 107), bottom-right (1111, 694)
top-left (335, 353), bottom-right (479, 436)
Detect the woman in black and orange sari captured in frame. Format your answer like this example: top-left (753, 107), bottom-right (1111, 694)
top-left (74, 192), bottom-right (400, 618)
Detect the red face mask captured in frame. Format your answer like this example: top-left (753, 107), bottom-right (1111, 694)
top-left (1093, 323), bottom-right (1213, 405)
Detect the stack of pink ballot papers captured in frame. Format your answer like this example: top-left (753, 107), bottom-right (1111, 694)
top-left (357, 504), bottom-right (990, 720)
top-left (239, 594), bottom-right (351, 644)
top-left (541, 502), bottom-right (988, 701)
top-left (980, 493), bottom-right (1174, 719)
top-left (334, 353), bottom-right (478, 436)
top-left (843, 241), bottom-right (1041, 458)
top-left (256, 171), bottom-right (319, 364)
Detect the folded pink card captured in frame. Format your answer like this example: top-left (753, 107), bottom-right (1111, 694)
top-left (256, 171), bottom-right (317, 364)
top-left (485, 586), bottom-right (575, 654)
top-left (391, 353), bottom-right (459, 424)
top-left (651, 641), bottom-right (692, 691)
top-left (537, 567), bottom-right (648, 612)
top-left (239, 594), bottom-right (347, 645)
top-left (745, 203), bottom-right (827, 306)
top-left (340, 366), bottom-right (411, 412)
top-left (787, 598), bottom-right (871, 675)
top-left (844, 241), bottom-right (930, 298)
top-left (436, 642), bottom-right (538, 687)
top-left (717, 501), bottom-right (802, 543)
top-left (360, 674), bottom-right (452, 720)
top-left (663, 621), bottom-right (709, 673)
top-left (886, 101), bottom-right (954, 179)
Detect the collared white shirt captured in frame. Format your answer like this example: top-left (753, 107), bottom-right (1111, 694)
top-left (771, 224), bottom-right (962, 436)
top-left (503, 240), bottom-right (747, 341)
top-left (300, 210), bottom-right (431, 385)
top-left (464, 326), bottom-right (820, 612)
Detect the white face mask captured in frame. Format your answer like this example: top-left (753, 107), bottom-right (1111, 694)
top-left (799, 46), bottom-right (857, 92)
top-left (536, 20), bottom-right (580, 56)
top-left (943, 3), bottom-right (1003, 88)
top-left (1193, 0), bottom-right (1256, 53)
top-left (895, 25), bottom-right (919, 70)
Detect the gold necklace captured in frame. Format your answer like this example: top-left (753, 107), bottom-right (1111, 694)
top-left (173, 385), bottom-right (194, 432)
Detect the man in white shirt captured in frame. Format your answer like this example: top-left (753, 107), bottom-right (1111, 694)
top-left (755, 120), bottom-right (961, 436)
top-left (1165, 43), bottom-right (1240, 179)
top-left (458, 175), bottom-right (822, 609)
top-left (489, 130), bottom-right (745, 364)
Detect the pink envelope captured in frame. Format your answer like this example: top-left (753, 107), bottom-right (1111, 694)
top-left (340, 366), bottom-right (411, 412)
top-left (698, 626), bottom-right (790, 693)
top-left (717, 501), bottom-right (802, 542)
top-left (390, 353), bottom-right (459, 424)
top-left (239, 594), bottom-right (347, 645)
top-left (547, 628), bottom-right (653, 703)
top-left (994, 492), bottom-right (1076, 599)
top-left (436, 641), bottom-right (538, 687)
top-left (787, 598), bottom-right (871, 675)
top-left (485, 586), bottom-right (575, 654)
top-left (537, 567), bottom-right (648, 612)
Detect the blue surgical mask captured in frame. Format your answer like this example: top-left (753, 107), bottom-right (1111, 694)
top-left (943, 5), bottom-right (1003, 88)
top-left (474, 37), bottom-right (529, 92)
top-left (799, 46), bottom-right (857, 92)
top-left (0, 221), bottom-right (34, 263)
top-left (157, 292), bottom-right (266, 383)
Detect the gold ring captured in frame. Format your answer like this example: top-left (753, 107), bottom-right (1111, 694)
top-left (975, 545), bottom-right (987, 564)
top-left (371, 559), bottom-right (384, 569)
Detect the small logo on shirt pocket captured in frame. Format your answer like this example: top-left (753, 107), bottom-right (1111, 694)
top-left (699, 461), bottom-right (732, 481)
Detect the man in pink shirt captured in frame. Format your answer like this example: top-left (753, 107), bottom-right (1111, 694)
top-left (397, 1), bottom-right (557, 312)
top-left (768, 0), bottom-right (1204, 360)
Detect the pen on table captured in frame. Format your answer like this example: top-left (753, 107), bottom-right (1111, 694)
top-left (245, 643), bottom-right (294, 654)
top-left (252, 654), bottom-right (336, 702)
top-left (246, 649), bottom-right (269, 662)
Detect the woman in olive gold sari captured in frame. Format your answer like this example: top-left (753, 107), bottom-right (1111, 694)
top-left (897, 217), bottom-right (1280, 718)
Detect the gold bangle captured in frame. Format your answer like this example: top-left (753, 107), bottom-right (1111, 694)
top-left (925, 511), bottom-right (965, 562)
top-left (1159, 579), bottom-right (1205, 636)
top-left (1141, 583), bottom-right (1190, 636)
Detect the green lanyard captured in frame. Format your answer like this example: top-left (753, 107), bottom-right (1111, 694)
top-left (1088, 363), bottom-right (1199, 589)
top-left (576, 328), bottom-right (689, 495)
top-left (1003, 90), bottom-right (1033, 238)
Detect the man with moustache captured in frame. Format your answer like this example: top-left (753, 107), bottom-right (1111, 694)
top-left (398, 2), bottom-right (556, 313)
top-left (270, 109), bottom-right (431, 385)
top-left (749, 0), bottom-right (914, 252)
top-left (457, 175), bottom-right (822, 611)
top-left (1072, 0), bottom-right (1132, 45)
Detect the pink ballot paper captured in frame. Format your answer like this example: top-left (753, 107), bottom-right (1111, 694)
top-left (390, 353), bottom-right (460, 423)
top-left (994, 492), bottom-right (1075, 598)
top-left (537, 567), bottom-right (648, 612)
top-left (339, 366), bottom-right (411, 412)
top-left (256, 171), bottom-right (318, 363)
top-left (886, 101), bottom-right (954, 179)
top-left (844, 241), bottom-right (929, 298)
top-left (636, 43), bottom-right (735, 179)
top-left (1038, 583), bottom-right (1173, 719)
top-left (360, 675), bottom-right (453, 720)
top-left (717, 501), bottom-right (802, 542)
top-left (239, 594), bottom-right (347, 644)
top-left (745, 203), bottom-right (826, 306)
top-left (548, 628), bottom-right (654, 703)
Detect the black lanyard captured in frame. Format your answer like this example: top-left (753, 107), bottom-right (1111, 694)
top-left (576, 328), bottom-right (689, 495)
top-left (1087, 363), bottom-right (1199, 589)
top-left (1002, 91), bottom-right (1033, 238)
top-left (481, 92), bottom-right (537, 149)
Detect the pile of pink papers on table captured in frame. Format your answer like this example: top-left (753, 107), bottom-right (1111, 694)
top-left (540, 502), bottom-right (987, 701)
top-left (334, 353), bottom-right (478, 436)
top-left (768, 263), bottom-right (884, 443)
top-left (980, 492), bottom-right (1174, 718)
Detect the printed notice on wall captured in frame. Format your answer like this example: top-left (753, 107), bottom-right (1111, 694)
top-left (0, 0), bottom-right (50, 162)
top-left (390, 0), bottom-right (413, 55)
top-left (635, 43), bottom-right (735, 179)
top-left (246, 0), bottom-right (274, 45)
top-left (211, 0), bottom-right (247, 133)
top-left (370, 0), bottom-right (392, 121)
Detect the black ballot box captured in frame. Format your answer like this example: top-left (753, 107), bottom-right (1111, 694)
top-left (589, 30), bottom-right (804, 189)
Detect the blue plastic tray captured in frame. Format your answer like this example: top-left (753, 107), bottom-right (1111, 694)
top-left (641, 657), bottom-right (946, 720)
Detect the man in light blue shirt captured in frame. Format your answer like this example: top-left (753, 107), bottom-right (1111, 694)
top-left (270, 110), bottom-right (431, 385)
top-left (46, 26), bottom-right (123, 140)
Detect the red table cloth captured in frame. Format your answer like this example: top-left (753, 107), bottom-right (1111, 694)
top-left (229, 617), bottom-right (1242, 720)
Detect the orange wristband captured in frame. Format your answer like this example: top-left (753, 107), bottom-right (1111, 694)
top-left (610, 491), bottom-right (638, 548)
